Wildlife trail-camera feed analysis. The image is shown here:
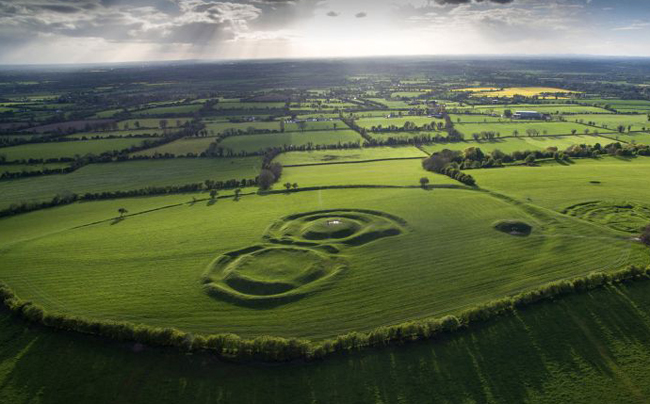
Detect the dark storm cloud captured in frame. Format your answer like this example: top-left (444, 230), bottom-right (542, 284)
top-left (326, 11), bottom-right (339, 17)
top-left (355, 12), bottom-right (367, 18)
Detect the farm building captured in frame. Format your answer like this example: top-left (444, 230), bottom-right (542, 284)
top-left (513, 111), bottom-right (544, 120)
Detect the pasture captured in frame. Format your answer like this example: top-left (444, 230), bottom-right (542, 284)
top-left (565, 113), bottom-right (650, 132)
top-left (454, 121), bottom-right (607, 137)
top-left (0, 178), bottom-right (646, 339)
top-left (470, 156), bottom-right (650, 211)
top-left (0, 157), bottom-right (261, 209)
top-left (455, 87), bottom-right (578, 98)
top-left (356, 116), bottom-right (445, 130)
top-left (275, 146), bottom-right (427, 165)
top-left (217, 130), bottom-right (362, 154)
top-left (133, 137), bottom-right (216, 156)
top-left (421, 134), bottom-right (615, 155)
top-left (0, 138), bottom-right (147, 161)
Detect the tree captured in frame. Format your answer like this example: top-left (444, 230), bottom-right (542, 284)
top-left (209, 190), bottom-right (218, 200)
top-left (503, 109), bottom-right (513, 118)
top-left (118, 208), bottom-right (128, 217)
top-left (258, 169), bottom-right (276, 190)
top-left (284, 182), bottom-right (292, 191)
top-left (297, 121), bottom-right (307, 132)
top-left (292, 183), bottom-right (298, 189)
top-left (420, 177), bottom-right (430, 189)
top-left (234, 188), bottom-right (242, 199)
top-left (159, 119), bottom-right (168, 130)
top-left (525, 154), bottom-right (536, 165)
top-left (280, 120), bottom-right (285, 133)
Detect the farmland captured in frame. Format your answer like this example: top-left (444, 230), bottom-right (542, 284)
top-left (217, 130), bottom-right (362, 154)
top-left (1, 57), bottom-right (650, 403)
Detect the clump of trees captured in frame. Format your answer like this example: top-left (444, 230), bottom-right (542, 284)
top-left (422, 149), bottom-right (476, 186)
top-left (258, 149), bottom-right (284, 190)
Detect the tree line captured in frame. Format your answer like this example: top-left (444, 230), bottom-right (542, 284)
top-left (422, 149), bottom-right (477, 186)
top-left (0, 178), bottom-right (256, 219)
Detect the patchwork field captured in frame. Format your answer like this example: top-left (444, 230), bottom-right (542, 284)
top-left (455, 87), bottom-right (578, 98)
top-left (217, 130), bottom-right (362, 153)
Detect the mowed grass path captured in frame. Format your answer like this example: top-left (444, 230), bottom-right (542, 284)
top-left (0, 186), bottom-right (645, 339)
top-left (0, 158), bottom-right (261, 209)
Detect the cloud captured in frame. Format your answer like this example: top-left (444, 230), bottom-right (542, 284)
top-left (326, 11), bottom-right (339, 17)
top-left (432, 0), bottom-right (514, 4)
top-left (355, 11), bottom-right (367, 18)
top-left (612, 21), bottom-right (650, 31)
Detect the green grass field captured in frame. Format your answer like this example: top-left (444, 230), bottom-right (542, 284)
top-left (565, 114), bottom-right (650, 132)
top-left (132, 104), bottom-right (203, 116)
top-left (3, 278), bottom-right (650, 403)
top-left (217, 130), bottom-right (362, 153)
top-left (275, 146), bottom-right (427, 165)
top-left (0, 138), bottom-right (147, 161)
top-left (205, 121), bottom-right (281, 134)
top-left (470, 156), bottom-right (650, 211)
top-left (0, 158), bottom-right (261, 209)
top-left (356, 116), bottom-right (444, 130)
top-left (0, 177), bottom-right (646, 339)
top-left (454, 122), bottom-right (608, 137)
top-left (133, 137), bottom-right (216, 156)
top-left (421, 135), bottom-right (615, 154)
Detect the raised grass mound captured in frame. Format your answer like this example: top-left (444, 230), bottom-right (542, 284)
top-left (264, 209), bottom-right (408, 248)
top-left (203, 246), bottom-right (346, 306)
top-left (563, 201), bottom-right (650, 233)
top-left (493, 220), bottom-right (533, 236)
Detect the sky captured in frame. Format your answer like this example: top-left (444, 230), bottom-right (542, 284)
top-left (1, 0), bottom-right (650, 64)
